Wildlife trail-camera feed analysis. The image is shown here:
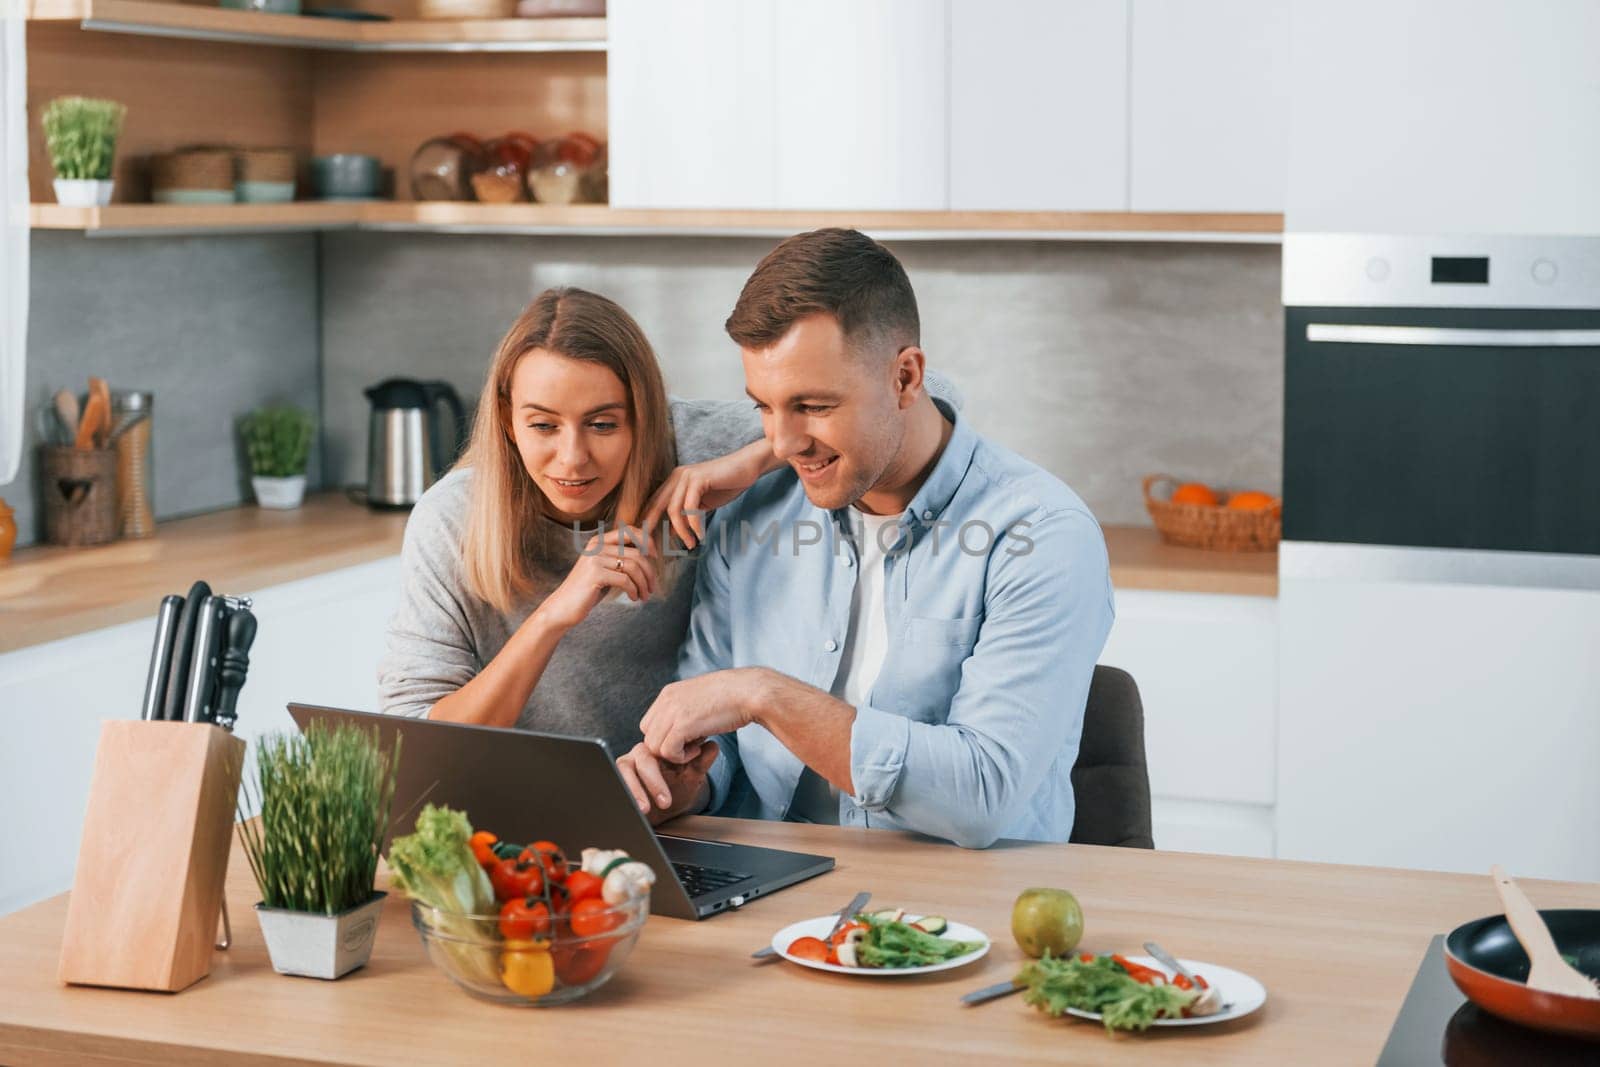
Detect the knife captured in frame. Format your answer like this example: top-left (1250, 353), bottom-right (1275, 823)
top-left (161, 580), bottom-right (212, 722)
top-left (139, 594), bottom-right (184, 720)
top-left (181, 595), bottom-right (228, 723)
top-left (753, 890), bottom-right (871, 960)
top-left (961, 978), bottom-right (1024, 1005)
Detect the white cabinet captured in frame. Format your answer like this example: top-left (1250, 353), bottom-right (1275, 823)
top-left (1277, 569), bottom-right (1600, 883)
top-left (1129, 0), bottom-right (1289, 212)
top-left (1286, 0), bottom-right (1600, 234)
top-left (1100, 588), bottom-right (1278, 858)
top-left (774, 0), bottom-right (949, 211)
top-left (606, 0), bottom-right (777, 210)
top-left (949, 0), bottom-right (1129, 211)
top-left (0, 558), bottom-right (402, 917)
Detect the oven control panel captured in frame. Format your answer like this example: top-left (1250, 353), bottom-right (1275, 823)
top-left (1283, 234), bottom-right (1600, 308)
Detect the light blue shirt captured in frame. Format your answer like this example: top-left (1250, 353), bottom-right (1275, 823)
top-left (677, 402), bottom-right (1115, 849)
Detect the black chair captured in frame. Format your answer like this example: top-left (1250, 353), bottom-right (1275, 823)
top-left (1068, 665), bottom-right (1154, 849)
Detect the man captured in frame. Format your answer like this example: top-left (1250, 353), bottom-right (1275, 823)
top-left (616, 228), bottom-right (1113, 849)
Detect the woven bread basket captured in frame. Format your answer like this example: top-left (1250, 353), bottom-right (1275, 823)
top-left (238, 148), bottom-right (297, 184)
top-left (151, 147), bottom-right (236, 192)
top-left (1143, 473), bottom-right (1281, 552)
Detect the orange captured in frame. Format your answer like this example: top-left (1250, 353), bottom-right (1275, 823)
top-left (1170, 482), bottom-right (1219, 507)
top-left (1227, 490), bottom-right (1278, 511)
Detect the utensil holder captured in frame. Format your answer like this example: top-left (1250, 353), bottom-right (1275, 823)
top-left (41, 446), bottom-right (118, 546)
top-left (59, 721), bottom-right (245, 992)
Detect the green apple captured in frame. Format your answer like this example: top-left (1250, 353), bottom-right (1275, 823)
top-left (1011, 887), bottom-right (1084, 958)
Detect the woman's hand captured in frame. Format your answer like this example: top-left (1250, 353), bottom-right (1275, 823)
top-left (642, 439), bottom-right (779, 550)
top-left (535, 526), bottom-right (658, 633)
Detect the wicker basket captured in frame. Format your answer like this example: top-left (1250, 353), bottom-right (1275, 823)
top-left (42, 446), bottom-right (119, 547)
top-left (238, 148), bottom-right (297, 184)
top-left (151, 147), bottom-right (236, 193)
top-left (1142, 473), bottom-right (1281, 552)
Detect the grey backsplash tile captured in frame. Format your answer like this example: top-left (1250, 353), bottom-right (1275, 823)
top-left (9, 232), bottom-right (319, 547)
top-left (321, 234), bottom-right (1282, 525)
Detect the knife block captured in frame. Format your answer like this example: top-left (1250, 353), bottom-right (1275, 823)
top-left (59, 720), bottom-right (245, 992)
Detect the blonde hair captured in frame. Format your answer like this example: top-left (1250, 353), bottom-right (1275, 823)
top-left (459, 287), bottom-right (676, 614)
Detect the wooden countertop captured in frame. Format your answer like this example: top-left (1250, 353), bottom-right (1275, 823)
top-left (3, 815), bottom-right (1596, 1065)
top-left (0, 495), bottom-right (1275, 653)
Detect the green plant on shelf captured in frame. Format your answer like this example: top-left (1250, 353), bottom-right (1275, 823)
top-left (237, 721), bottom-right (400, 916)
top-left (41, 96), bottom-right (126, 181)
top-left (240, 406), bottom-right (314, 478)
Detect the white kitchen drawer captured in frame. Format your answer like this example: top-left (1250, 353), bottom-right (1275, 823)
top-left (950, 0), bottom-right (1129, 211)
top-left (1100, 588), bottom-right (1278, 807)
top-left (1130, 0), bottom-right (1289, 213)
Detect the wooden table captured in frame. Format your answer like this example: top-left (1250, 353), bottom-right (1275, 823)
top-left (4, 818), bottom-right (1596, 1065)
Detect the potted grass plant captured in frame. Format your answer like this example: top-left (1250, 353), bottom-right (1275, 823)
top-left (241, 406), bottom-right (314, 509)
top-left (41, 96), bottom-right (126, 207)
top-left (238, 722), bottom-right (400, 980)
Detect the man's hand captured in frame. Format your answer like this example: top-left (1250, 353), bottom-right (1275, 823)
top-left (616, 740), bottom-right (720, 825)
top-left (640, 669), bottom-right (769, 763)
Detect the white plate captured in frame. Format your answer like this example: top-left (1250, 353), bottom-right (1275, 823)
top-left (771, 914), bottom-right (990, 976)
top-left (1058, 956), bottom-right (1266, 1027)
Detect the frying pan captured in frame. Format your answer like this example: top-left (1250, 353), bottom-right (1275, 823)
top-left (1444, 909), bottom-right (1600, 1041)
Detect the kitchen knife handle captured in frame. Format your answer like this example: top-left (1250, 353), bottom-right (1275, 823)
top-left (140, 595), bottom-right (184, 721)
top-left (181, 596), bottom-right (226, 723)
top-left (162, 580), bottom-right (212, 723)
top-left (212, 607), bottom-right (256, 733)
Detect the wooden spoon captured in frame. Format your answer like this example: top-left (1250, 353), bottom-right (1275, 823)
top-left (52, 389), bottom-right (80, 443)
top-left (89, 376), bottom-right (112, 448)
top-left (1490, 864), bottom-right (1600, 1000)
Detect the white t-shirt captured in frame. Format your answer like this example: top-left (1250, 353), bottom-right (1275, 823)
top-left (789, 510), bottom-right (900, 824)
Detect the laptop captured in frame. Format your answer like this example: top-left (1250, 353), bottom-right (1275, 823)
top-left (287, 703), bottom-right (834, 920)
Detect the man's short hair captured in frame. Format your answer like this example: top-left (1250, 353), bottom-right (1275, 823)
top-left (725, 227), bottom-right (920, 358)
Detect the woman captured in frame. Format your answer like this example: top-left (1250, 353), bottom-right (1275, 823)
top-left (377, 286), bottom-right (771, 759)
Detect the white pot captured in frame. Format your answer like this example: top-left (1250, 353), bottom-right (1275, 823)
top-left (53, 179), bottom-right (114, 207)
top-left (255, 892), bottom-right (386, 980)
top-left (252, 474), bottom-right (306, 509)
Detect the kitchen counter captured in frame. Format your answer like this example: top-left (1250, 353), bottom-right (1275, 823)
top-left (0, 496), bottom-right (1276, 653)
top-left (2, 815), bottom-right (1593, 1065)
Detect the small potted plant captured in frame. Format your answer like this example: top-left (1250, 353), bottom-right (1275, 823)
top-left (41, 96), bottom-right (126, 207)
top-left (241, 406), bottom-right (314, 509)
top-left (238, 721), bottom-right (400, 980)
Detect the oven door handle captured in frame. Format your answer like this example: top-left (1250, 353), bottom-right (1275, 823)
top-left (1306, 324), bottom-right (1600, 347)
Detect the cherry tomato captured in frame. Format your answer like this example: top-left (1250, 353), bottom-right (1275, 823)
top-left (499, 897), bottom-right (551, 940)
top-left (564, 870), bottom-right (604, 904)
top-left (553, 942), bottom-right (611, 986)
top-left (490, 857), bottom-right (544, 902)
top-left (521, 841), bottom-right (568, 882)
top-left (788, 936), bottom-right (829, 962)
top-left (569, 897), bottom-right (623, 937)
top-left (469, 830), bottom-right (499, 869)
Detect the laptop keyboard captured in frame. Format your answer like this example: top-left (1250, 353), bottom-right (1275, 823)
top-left (672, 862), bottom-right (751, 898)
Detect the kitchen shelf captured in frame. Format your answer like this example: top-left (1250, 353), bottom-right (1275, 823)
top-left (25, 0), bottom-right (607, 52)
top-left (31, 201), bottom-right (1285, 240)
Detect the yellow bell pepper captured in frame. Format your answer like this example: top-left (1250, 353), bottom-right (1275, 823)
top-left (500, 938), bottom-right (555, 998)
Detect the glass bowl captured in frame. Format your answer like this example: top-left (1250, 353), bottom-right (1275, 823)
top-left (410, 896), bottom-right (648, 1006)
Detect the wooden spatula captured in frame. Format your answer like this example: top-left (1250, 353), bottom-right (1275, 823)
top-left (1490, 864), bottom-right (1600, 1000)
top-left (75, 377), bottom-right (111, 450)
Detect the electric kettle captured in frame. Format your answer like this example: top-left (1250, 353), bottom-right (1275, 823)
top-left (364, 378), bottom-right (466, 508)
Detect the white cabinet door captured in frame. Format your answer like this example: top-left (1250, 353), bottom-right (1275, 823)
top-left (950, 0), bottom-right (1129, 211)
top-left (606, 0), bottom-right (778, 209)
top-left (774, 0), bottom-right (949, 211)
top-left (1278, 571), bottom-right (1600, 883)
top-left (1099, 589), bottom-right (1278, 808)
top-left (1129, 0), bottom-right (1289, 212)
top-left (1286, 0), bottom-right (1600, 234)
